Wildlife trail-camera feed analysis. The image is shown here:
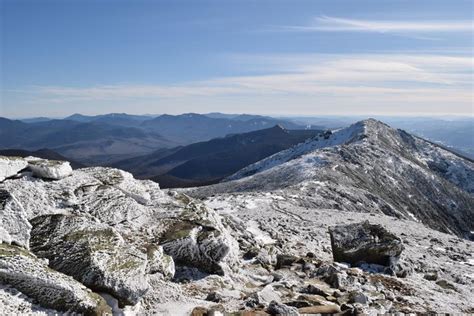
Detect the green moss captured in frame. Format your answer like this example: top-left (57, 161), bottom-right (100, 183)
top-left (0, 243), bottom-right (34, 258)
top-left (160, 221), bottom-right (196, 242)
top-left (65, 228), bottom-right (118, 252)
top-left (109, 259), bottom-right (141, 272)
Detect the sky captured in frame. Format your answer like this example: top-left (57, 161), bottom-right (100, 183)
top-left (1, 0), bottom-right (473, 118)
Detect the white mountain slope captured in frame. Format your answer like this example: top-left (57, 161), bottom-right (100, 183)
top-left (188, 119), bottom-right (474, 238)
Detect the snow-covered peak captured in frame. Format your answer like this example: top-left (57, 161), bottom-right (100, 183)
top-left (224, 119), bottom-right (379, 181)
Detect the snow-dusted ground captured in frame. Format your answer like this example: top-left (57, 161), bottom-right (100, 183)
top-left (198, 191), bottom-right (474, 313)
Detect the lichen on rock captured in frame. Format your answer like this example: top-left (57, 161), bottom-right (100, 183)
top-left (0, 243), bottom-right (111, 315)
top-left (29, 213), bottom-right (149, 306)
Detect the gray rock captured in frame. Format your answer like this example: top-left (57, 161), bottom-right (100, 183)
top-left (29, 214), bottom-right (149, 306)
top-left (349, 291), bottom-right (369, 305)
top-left (436, 279), bottom-right (457, 291)
top-left (424, 271), bottom-right (438, 281)
top-left (0, 189), bottom-right (31, 248)
top-left (267, 300), bottom-right (300, 316)
top-left (205, 291), bottom-right (222, 303)
top-left (276, 254), bottom-right (299, 269)
top-left (329, 221), bottom-right (404, 268)
top-left (0, 244), bottom-right (111, 315)
top-left (146, 245), bottom-right (175, 280)
top-left (159, 203), bottom-right (236, 275)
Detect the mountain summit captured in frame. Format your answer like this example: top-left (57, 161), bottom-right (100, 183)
top-left (189, 119), bottom-right (474, 239)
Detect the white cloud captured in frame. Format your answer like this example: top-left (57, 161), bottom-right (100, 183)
top-left (8, 53), bottom-right (472, 116)
top-left (284, 16), bottom-right (474, 33)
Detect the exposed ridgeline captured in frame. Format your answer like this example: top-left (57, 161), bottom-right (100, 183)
top-left (112, 125), bottom-right (322, 188)
top-left (188, 119), bottom-right (474, 239)
top-left (0, 154), bottom-right (473, 314)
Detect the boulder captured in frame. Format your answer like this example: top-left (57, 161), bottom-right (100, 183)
top-left (159, 202), bottom-right (237, 275)
top-left (0, 244), bottom-right (111, 315)
top-left (267, 300), bottom-right (299, 316)
top-left (0, 189), bottom-right (31, 248)
top-left (29, 214), bottom-right (149, 306)
top-left (160, 220), bottom-right (230, 275)
top-left (146, 245), bottom-right (175, 280)
top-left (328, 221), bottom-right (404, 268)
top-left (26, 157), bottom-right (72, 180)
top-left (275, 254), bottom-right (299, 269)
top-left (0, 156), bottom-right (27, 182)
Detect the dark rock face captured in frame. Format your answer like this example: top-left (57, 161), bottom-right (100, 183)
top-left (329, 221), bottom-right (404, 268)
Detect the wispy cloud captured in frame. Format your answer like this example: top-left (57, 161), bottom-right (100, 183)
top-left (5, 53), bottom-right (471, 115)
top-left (281, 16), bottom-right (474, 33)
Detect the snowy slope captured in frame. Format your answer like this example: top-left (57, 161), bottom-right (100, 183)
top-left (188, 119), bottom-right (474, 238)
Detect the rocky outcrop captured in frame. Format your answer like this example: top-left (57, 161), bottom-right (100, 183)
top-left (0, 244), bottom-right (111, 315)
top-left (146, 245), bottom-right (175, 279)
top-left (328, 221), bottom-right (404, 269)
top-left (0, 189), bottom-right (31, 248)
top-left (29, 214), bottom-right (149, 306)
top-left (0, 156), bottom-right (27, 182)
top-left (159, 202), bottom-right (236, 275)
top-left (26, 157), bottom-right (73, 180)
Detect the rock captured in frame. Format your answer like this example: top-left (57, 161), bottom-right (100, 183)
top-left (424, 272), bottom-right (438, 281)
top-left (0, 189), bottom-right (31, 248)
top-left (256, 285), bottom-right (281, 305)
top-left (146, 245), bottom-right (175, 280)
top-left (160, 203), bottom-right (237, 275)
top-left (305, 284), bottom-right (333, 297)
top-left (275, 254), bottom-right (299, 269)
top-left (26, 157), bottom-right (72, 180)
top-left (0, 244), bottom-right (111, 315)
top-left (191, 306), bottom-right (209, 316)
top-left (0, 156), bottom-right (27, 182)
top-left (315, 263), bottom-right (353, 290)
top-left (206, 291), bottom-right (222, 303)
top-left (267, 300), bottom-right (299, 316)
top-left (348, 291), bottom-right (369, 305)
top-left (285, 300), bottom-right (312, 308)
top-left (328, 221), bottom-right (404, 268)
top-left (436, 279), bottom-right (457, 291)
top-left (29, 214), bottom-right (149, 306)
top-left (298, 305), bottom-right (341, 314)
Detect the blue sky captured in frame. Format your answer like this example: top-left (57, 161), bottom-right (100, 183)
top-left (1, 0), bottom-right (473, 117)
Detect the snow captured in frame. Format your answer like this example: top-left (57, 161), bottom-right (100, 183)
top-left (25, 157), bottom-right (73, 180)
top-left (0, 157), bottom-right (27, 182)
top-left (246, 220), bottom-right (276, 246)
top-left (225, 120), bottom-right (368, 182)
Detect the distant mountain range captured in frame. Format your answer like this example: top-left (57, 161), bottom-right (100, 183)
top-left (111, 125), bottom-right (322, 188)
top-left (1, 113), bottom-right (310, 165)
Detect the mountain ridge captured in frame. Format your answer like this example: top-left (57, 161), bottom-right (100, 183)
top-left (187, 119), bottom-right (474, 239)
